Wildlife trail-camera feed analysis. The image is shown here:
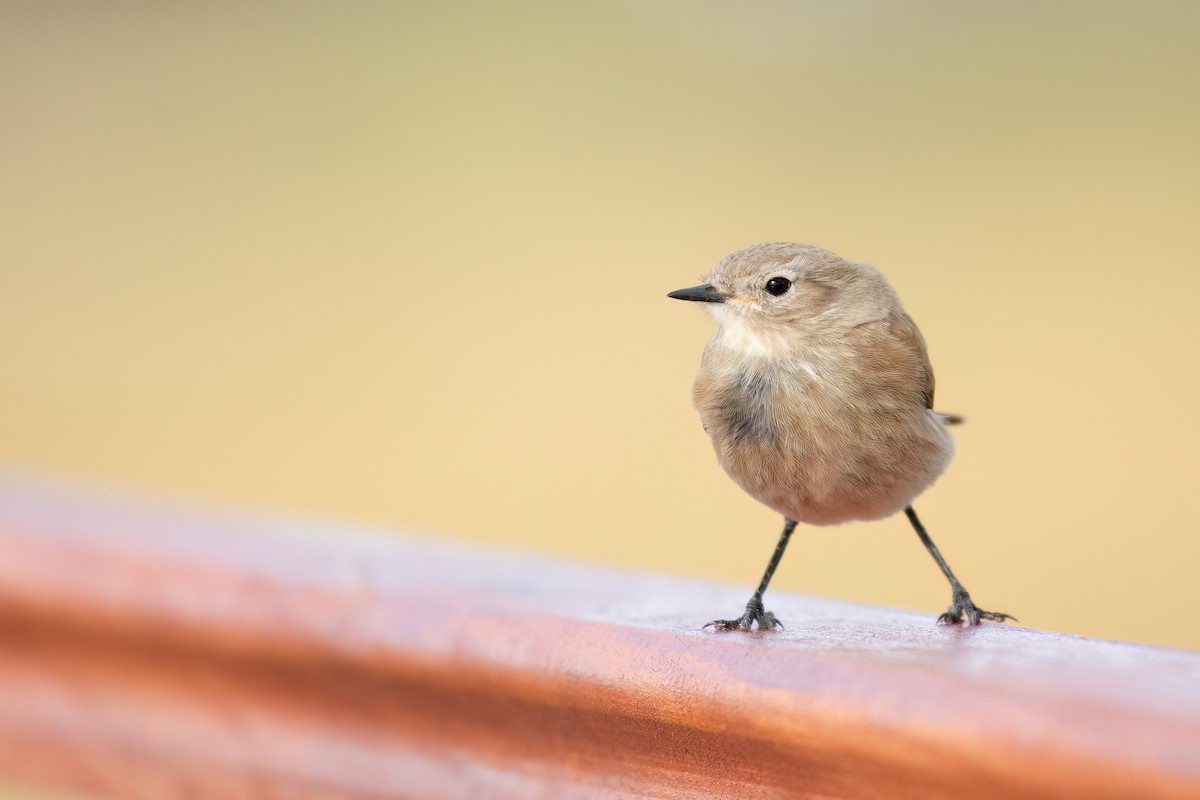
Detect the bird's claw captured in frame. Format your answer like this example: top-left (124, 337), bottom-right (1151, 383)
top-left (938, 590), bottom-right (1016, 626)
top-left (704, 598), bottom-right (783, 631)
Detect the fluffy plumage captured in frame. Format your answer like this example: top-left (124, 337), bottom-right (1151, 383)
top-left (671, 242), bottom-right (1012, 629)
top-left (690, 242), bottom-right (953, 525)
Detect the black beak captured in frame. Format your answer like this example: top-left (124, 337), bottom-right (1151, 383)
top-left (667, 283), bottom-right (728, 303)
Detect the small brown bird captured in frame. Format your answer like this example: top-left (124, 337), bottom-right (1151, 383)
top-left (669, 242), bottom-right (1012, 630)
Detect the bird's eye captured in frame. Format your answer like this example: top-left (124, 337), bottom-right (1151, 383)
top-left (765, 277), bottom-right (791, 296)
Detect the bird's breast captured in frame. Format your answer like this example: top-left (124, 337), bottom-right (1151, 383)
top-left (691, 348), bottom-right (953, 526)
top-left (694, 363), bottom-right (784, 446)
top-left (692, 350), bottom-right (832, 448)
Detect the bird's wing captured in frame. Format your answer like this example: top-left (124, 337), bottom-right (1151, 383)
top-left (888, 310), bottom-right (937, 410)
top-left (885, 312), bottom-right (965, 424)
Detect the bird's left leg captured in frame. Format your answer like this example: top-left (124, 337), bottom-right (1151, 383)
top-left (904, 506), bottom-right (1015, 625)
top-left (705, 517), bottom-right (796, 631)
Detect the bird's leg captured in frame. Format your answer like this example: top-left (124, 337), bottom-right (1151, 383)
top-left (706, 518), bottom-right (796, 631)
top-left (904, 506), bottom-right (1015, 625)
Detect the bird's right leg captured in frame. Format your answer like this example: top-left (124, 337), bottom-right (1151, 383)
top-left (705, 517), bottom-right (796, 631)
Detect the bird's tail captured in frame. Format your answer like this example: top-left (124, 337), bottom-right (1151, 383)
top-left (937, 412), bottom-right (966, 426)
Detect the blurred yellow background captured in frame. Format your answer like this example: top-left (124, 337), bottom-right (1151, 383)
top-left (3, 3), bottom-right (1198, 651)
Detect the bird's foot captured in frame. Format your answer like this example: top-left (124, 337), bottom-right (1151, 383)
top-left (938, 590), bottom-right (1016, 626)
top-left (704, 596), bottom-right (783, 631)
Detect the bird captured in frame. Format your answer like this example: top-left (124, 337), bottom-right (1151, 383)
top-left (668, 242), bottom-right (1012, 630)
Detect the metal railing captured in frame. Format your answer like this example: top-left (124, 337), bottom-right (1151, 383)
top-left (0, 478), bottom-right (1196, 799)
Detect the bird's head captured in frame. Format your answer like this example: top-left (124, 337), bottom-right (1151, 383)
top-left (668, 242), bottom-right (895, 356)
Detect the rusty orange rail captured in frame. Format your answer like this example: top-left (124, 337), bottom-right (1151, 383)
top-left (0, 477), bottom-right (1197, 799)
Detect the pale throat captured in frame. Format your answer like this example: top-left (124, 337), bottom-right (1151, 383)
top-left (707, 305), bottom-right (794, 359)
